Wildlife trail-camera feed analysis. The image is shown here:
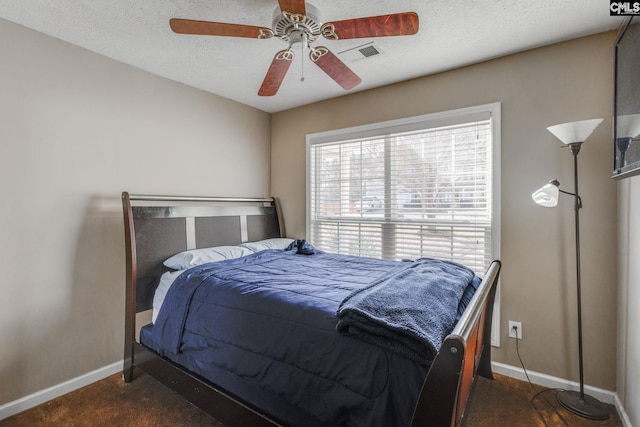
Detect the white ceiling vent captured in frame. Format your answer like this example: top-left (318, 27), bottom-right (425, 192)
top-left (338, 42), bottom-right (382, 62)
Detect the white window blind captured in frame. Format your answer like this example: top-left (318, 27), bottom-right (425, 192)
top-left (308, 107), bottom-right (497, 274)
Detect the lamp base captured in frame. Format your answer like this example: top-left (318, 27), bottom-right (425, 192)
top-left (557, 390), bottom-right (610, 420)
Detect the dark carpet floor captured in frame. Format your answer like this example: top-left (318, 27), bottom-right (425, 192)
top-left (461, 374), bottom-right (621, 427)
top-left (1, 372), bottom-right (622, 426)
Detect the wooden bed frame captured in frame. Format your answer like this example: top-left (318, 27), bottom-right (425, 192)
top-left (122, 191), bottom-right (501, 427)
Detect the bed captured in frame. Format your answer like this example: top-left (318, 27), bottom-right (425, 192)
top-left (122, 192), bottom-right (501, 427)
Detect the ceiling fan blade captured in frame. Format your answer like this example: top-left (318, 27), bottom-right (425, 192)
top-left (310, 47), bottom-right (361, 91)
top-left (258, 50), bottom-right (295, 96)
top-left (322, 12), bottom-right (419, 40)
top-left (278, 0), bottom-right (306, 15)
top-left (170, 18), bottom-right (271, 39)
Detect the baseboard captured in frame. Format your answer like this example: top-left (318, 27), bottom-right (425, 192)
top-left (1, 360), bottom-right (632, 426)
top-left (0, 361), bottom-right (122, 421)
top-left (614, 393), bottom-right (634, 427)
top-left (492, 361), bottom-right (632, 426)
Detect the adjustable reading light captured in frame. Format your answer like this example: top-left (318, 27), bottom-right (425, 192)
top-left (531, 180), bottom-right (560, 207)
top-left (531, 118), bottom-right (609, 421)
top-left (532, 179), bottom-right (582, 209)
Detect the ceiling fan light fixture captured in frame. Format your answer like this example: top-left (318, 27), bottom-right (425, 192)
top-left (289, 30), bottom-right (309, 51)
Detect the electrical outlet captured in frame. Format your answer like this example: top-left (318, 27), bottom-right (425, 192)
top-left (509, 321), bottom-right (522, 339)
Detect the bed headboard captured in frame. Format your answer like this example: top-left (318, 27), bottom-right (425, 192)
top-left (122, 192), bottom-right (283, 313)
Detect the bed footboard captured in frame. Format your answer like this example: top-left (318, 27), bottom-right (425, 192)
top-left (411, 260), bottom-right (501, 427)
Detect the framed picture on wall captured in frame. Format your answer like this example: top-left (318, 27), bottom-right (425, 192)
top-left (614, 16), bottom-right (640, 179)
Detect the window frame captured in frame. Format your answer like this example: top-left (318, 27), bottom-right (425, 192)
top-left (306, 102), bottom-right (501, 346)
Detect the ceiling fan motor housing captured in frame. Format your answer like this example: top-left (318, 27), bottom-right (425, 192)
top-left (272, 3), bottom-right (321, 44)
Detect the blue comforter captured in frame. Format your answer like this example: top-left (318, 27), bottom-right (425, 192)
top-left (146, 247), bottom-right (474, 427)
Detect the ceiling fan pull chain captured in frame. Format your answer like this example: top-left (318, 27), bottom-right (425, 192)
top-left (300, 32), bottom-right (308, 82)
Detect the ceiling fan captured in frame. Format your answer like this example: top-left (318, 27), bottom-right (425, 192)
top-left (169, 0), bottom-right (419, 96)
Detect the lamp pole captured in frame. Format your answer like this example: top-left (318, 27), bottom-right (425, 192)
top-left (555, 142), bottom-right (609, 420)
top-left (570, 142), bottom-right (585, 399)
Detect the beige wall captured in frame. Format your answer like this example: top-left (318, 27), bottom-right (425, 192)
top-left (0, 14), bottom-right (626, 411)
top-left (617, 175), bottom-right (640, 425)
top-left (272, 32), bottom-right (618, 390)
top-left (0, 18), bottom-right (271, 405)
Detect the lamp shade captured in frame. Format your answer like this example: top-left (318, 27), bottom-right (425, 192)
top-left (547, 118), bottom-right (603, 144)
top-left (532, 182), bottom-right (559, 207)
top-left (617, 114), bottom-right (640, 139)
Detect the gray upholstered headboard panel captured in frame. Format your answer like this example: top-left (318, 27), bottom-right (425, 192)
top-left (123, 194), bottom-right (282, 312)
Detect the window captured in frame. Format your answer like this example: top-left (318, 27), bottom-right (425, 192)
top-left (307, 103), bottom-right (500, 275)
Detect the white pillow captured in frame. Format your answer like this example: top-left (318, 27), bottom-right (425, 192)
top-left (238, 238), bottom-right (295, 253)
top-left (153, 270), bottom-right (184, 323)
top-left (163, 245), bottom-right (254, 270)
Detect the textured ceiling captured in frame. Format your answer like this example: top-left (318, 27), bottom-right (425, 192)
top-left (0, 1), bottom-right (625, 113)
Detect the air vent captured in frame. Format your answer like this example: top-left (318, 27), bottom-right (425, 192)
top-left (338, 42), bottom-right (383, 62)
top-left (358, 45), bottom-right (380, 58)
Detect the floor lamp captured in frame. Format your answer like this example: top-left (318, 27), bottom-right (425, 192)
top-left (531, 118), bottom-right (609, 421)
